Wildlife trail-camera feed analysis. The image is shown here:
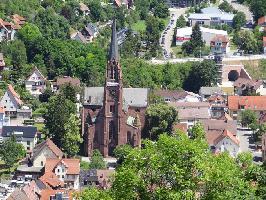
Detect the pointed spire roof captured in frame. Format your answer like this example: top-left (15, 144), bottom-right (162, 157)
top-left (108, 19), bottom-right (119, 61)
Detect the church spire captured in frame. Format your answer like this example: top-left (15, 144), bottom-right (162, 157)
top-left (108, 19), bottom-right (119, 61)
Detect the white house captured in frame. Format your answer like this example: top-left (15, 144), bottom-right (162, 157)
top-left (176, 26), bottom-right (228, 46)
top-left (0, 84), bottom-right (23, 117)
top-left (25, 67), bottom-right (46, 96)
top-left (41, 158), bottom-right (80, 190)
top-left (1, 126), bottom-right (38, 153)
top-left (211, 130), bottom-right (240, 157)
top-left (0, 107), bottom-right (10, 128)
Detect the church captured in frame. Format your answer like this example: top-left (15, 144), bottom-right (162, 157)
top-left (81, 20), bottom-right (149, 157)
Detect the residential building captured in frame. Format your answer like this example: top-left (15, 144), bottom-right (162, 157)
top-left (228, 96), bottom-right (266, 119)
top-left (70, 31), bottom-right (87, 43)
top-left (80, 23), bottom-right (99, 43)
top-left (82, 20), bottom-right (148, 157)
top-left (11, 14), bottom-right (26, 27)
top-left (210, 35), bottom-right (230, 55)
top-left (175, 26), bottom-right (228, 46)
top-left (1, 126), bottom-right (38, 153)
top-left (52, 76), bottom-right (80, 92)
top-left (80, 169), bottom-right (114, 189)
top-left (114, 0), bottom-right (134, 9)
top-left (154, 90), bottom-right (201, 103)
top-left (173, 123), bottom-right (188, 134)
top-left (0, 107), bottom-right (10, 128)
top-left (40, 158), bottom-right (80, 189)
top-left (25, 67), bottom-right (46, 96)
top-left (263, 36), bottom-right (266, 55)
top-left (169, 102), bottom-right (210, 129)
top-left (188, 7), bottom-right (234, 27)
top-left (16, 139), bottom-right (63, 180)
top-left (0, 53), bottom-right (5, 70)
top-left (234, 78), bottom-right (266, 96)
top-left (0, 19), bottom-right (17, 42)
top-left (79, 3), bottom-right (90, 16)
top-left (201, 119), bottom-right (239, 157)
top-left (207, 94), bottom-right (227, 119)
top-left (31, 139), bottom-right (64, 168)
top-left (1, 85), bottom-right (23, 117)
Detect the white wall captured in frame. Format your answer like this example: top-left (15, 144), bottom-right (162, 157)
top-left (0, 90), bottom-right (19, 112)
top-left (216, 137), bottom-right (240, 157)
top-left (33, 146), bottom-right (58, 167)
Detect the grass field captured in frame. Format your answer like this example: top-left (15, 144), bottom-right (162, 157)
top-left (172, 46), bottom-right (185, 58)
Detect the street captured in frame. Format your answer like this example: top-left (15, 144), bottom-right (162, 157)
top-left (237, 128), bottom-right (262, 164)
top-left (160, 7), bottom-right (187, 59)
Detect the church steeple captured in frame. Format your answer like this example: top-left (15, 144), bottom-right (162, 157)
top-left (108, 19), bottom-right (119, 61)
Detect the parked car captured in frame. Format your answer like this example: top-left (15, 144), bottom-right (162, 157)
top-left (161, 38), bottom-right (165, 44)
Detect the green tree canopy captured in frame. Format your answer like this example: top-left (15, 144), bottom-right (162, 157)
top-left (0, 135), bottom-right (26, 169)
top-left (145, 103), bottom-right (178, 140)
top-left (176, 15), bottom-right (186, 28)
top-left (89, 149), bottom-right (106, 169)
top-left (240, 109), bottom-right (258, 127)
top-left (17, 23), bottom-right (42, 43)
top-left (233, 30), bottom-right (259, 54)
top-left (233, 12), bottom-right (246, 30)
top-left (44, 94), bottom-right (76, 148)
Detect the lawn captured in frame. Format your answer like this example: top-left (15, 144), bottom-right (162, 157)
top-left (172, 46), bottom-right (184, 58)
top-left (244, 60), bottom-right (266, 80)
top-left (132, 20), bottom-right (146, 32)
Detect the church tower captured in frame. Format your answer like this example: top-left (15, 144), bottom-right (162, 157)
top-left (101, 20), bottom-right (124, 157)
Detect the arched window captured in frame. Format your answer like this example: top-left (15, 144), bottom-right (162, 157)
top-left (109, 121), bottom-right (115, 140)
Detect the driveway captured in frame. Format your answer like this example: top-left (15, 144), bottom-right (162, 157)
top-left (160, 7), bottom-right (187, 59)
top-left (237, 128), bottom-right (262, 164)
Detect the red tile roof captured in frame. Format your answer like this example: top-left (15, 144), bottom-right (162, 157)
top-left (45, 158), bottom-right (80, 175)
top-left (214, 129), bottom-right (240, 145)
top-left (228, 96), bottom-right (266, 111)
top-left (56, 77), bottom-right (80, 87)
top-left (173, 123), bottom-right (188, 133)
top-left (233, 78), bottom-right (263, 90)
top-left (39, 172), bottom-right (64, 188)
top-left (40, 189), bottom-right (72, 200)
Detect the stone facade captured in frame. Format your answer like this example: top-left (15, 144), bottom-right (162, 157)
top-left (82, 20), bottom-right (147, 157)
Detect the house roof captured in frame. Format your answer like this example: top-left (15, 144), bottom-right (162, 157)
top-left (7, 188), bottom-right (29, 200)
top-left (7, 84), bottom-right (23, 105)
top-left (208, 94), bottom-right (225, 103)
top-left (56, 77), bottom-right (80, 87)
top-left (168, 102), bottom-right (210, 108)
top-left (176, 27), bottom-right (228, 38)
top-left (233, 77), bottom-right (263, 90)
top-left (210, 35), bottom-right (229, 45)
top-left (199, 87), bottom-right (223, 96)
top-left (84, 23), bottom-right (98, 36)
top-left (40, 189), bottom-right (71, 200)
top-left (72, 31), bottom-right (87, 43)
top-left (222, 64), bottom-right (251, 83)
top-left (2, 126), bottom-right (37, 138)
top-left (22, 180), bottom-right (40, 200)
top-left (109, 19), bottom-right (119, 61)
top-left (79, 2), bottom-right (89, 11)
top-left (32, 139), bottom-right (64, 161)
top-left (45, 158), bottom-right (80, 175)
top-left (189, 12), bottom-right (234, 21)
top-left (154, 89), bottom-right (200, 101)
top-left (173, 123), bottom-right (188, 133)
top-left (39, 172), bottom-right (64, 188)
top-left (214, 129), bottom-right (240, 145)
top-left (178, 107), bottom-right (210, 120)
top-left (84, 87), bottom-right (149, 107)
top-left (200, 119), bottom-right (237, 135)
top-left (201, 7), bottom-right (222, 14)
top-left (26, 67), bottom-right (46, 81)
top-left (228, 96), bottom-right (266, 110)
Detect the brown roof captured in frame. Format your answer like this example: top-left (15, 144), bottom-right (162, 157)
top-left (45, 158), bottom-right (80, 175)
top-left (40, 189), bottom-right (72, 200)
top-left (7, 84), bottom-right (23, 105)
top-left (56, 77), bottom-right (80, 87)
top-left (154, 89), bottom-right (187, 100)
top-left (228, 96), bottom-right (266, 111)
top-left (178, 107), bottom-right (210, 120)
top-left (39, 172), bottom-right (64, 188)
top-left (7, 189), bottom-right (29, 200)
top-left (22, 181), bottom-right (40, 200)
top-left (200, 119), bottom-right (237, 135)
top-left (222, 65), bottom-right (251, 83)
top-left (210, 35), bottom-right (229, 47)
top-left (208, 94), bottom-right (225, 103)
top-left (233, 78), bottom-right (263, 90)
top-left (169, 102), bottom-right (210, 108)
top-left (32, 139), bottom-right (64, 161)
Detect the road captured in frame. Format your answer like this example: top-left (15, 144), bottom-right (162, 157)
top-left (237, 128), bottom-right (262, 164)
top-left (160, 7), bottom-right (187, 59)
top-left (149, 54), bottom-right (266, 64)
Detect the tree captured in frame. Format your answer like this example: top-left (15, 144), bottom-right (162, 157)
top-left (17, 23), bottom-right (42, 44)
top-left (233, 30), bottom-right (259, 54)
top-left (44, 94), bottom-right (76, 148)
top-left (176, 15), bottom-right (186, 28)
top-left (218, 0), bottom-right (234, 13)
top-left (240, 109), bottom-right (258, 127)
top-left (250, 0), bottom-right (266, 22)
top-left (154, 3), bottom-right (169, 19)
top-left (89, 149), bottom-right (106, 169)
top-left (59, 83), bottom-right (79, 103)
top-left (233, 12), bottom-right (246, 30)
top-left (34, 8), bottom-right (70, 39)
top-left (190, 122), bottom-right (205, 140)
top-left (0, 136), bottom-right (26, 169)
top-left (184, 60), bottom-right (218, 92)
top-left (62, 114), bottom-right (83, 157)
top-left (145, 103), bottom-right (178, 140)
top-left (74, 187), bottom-right (112, 200)
top-left (190, 24), bottom-right (204, 48)
top-left (39, 88), bottom-right (54, 102)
